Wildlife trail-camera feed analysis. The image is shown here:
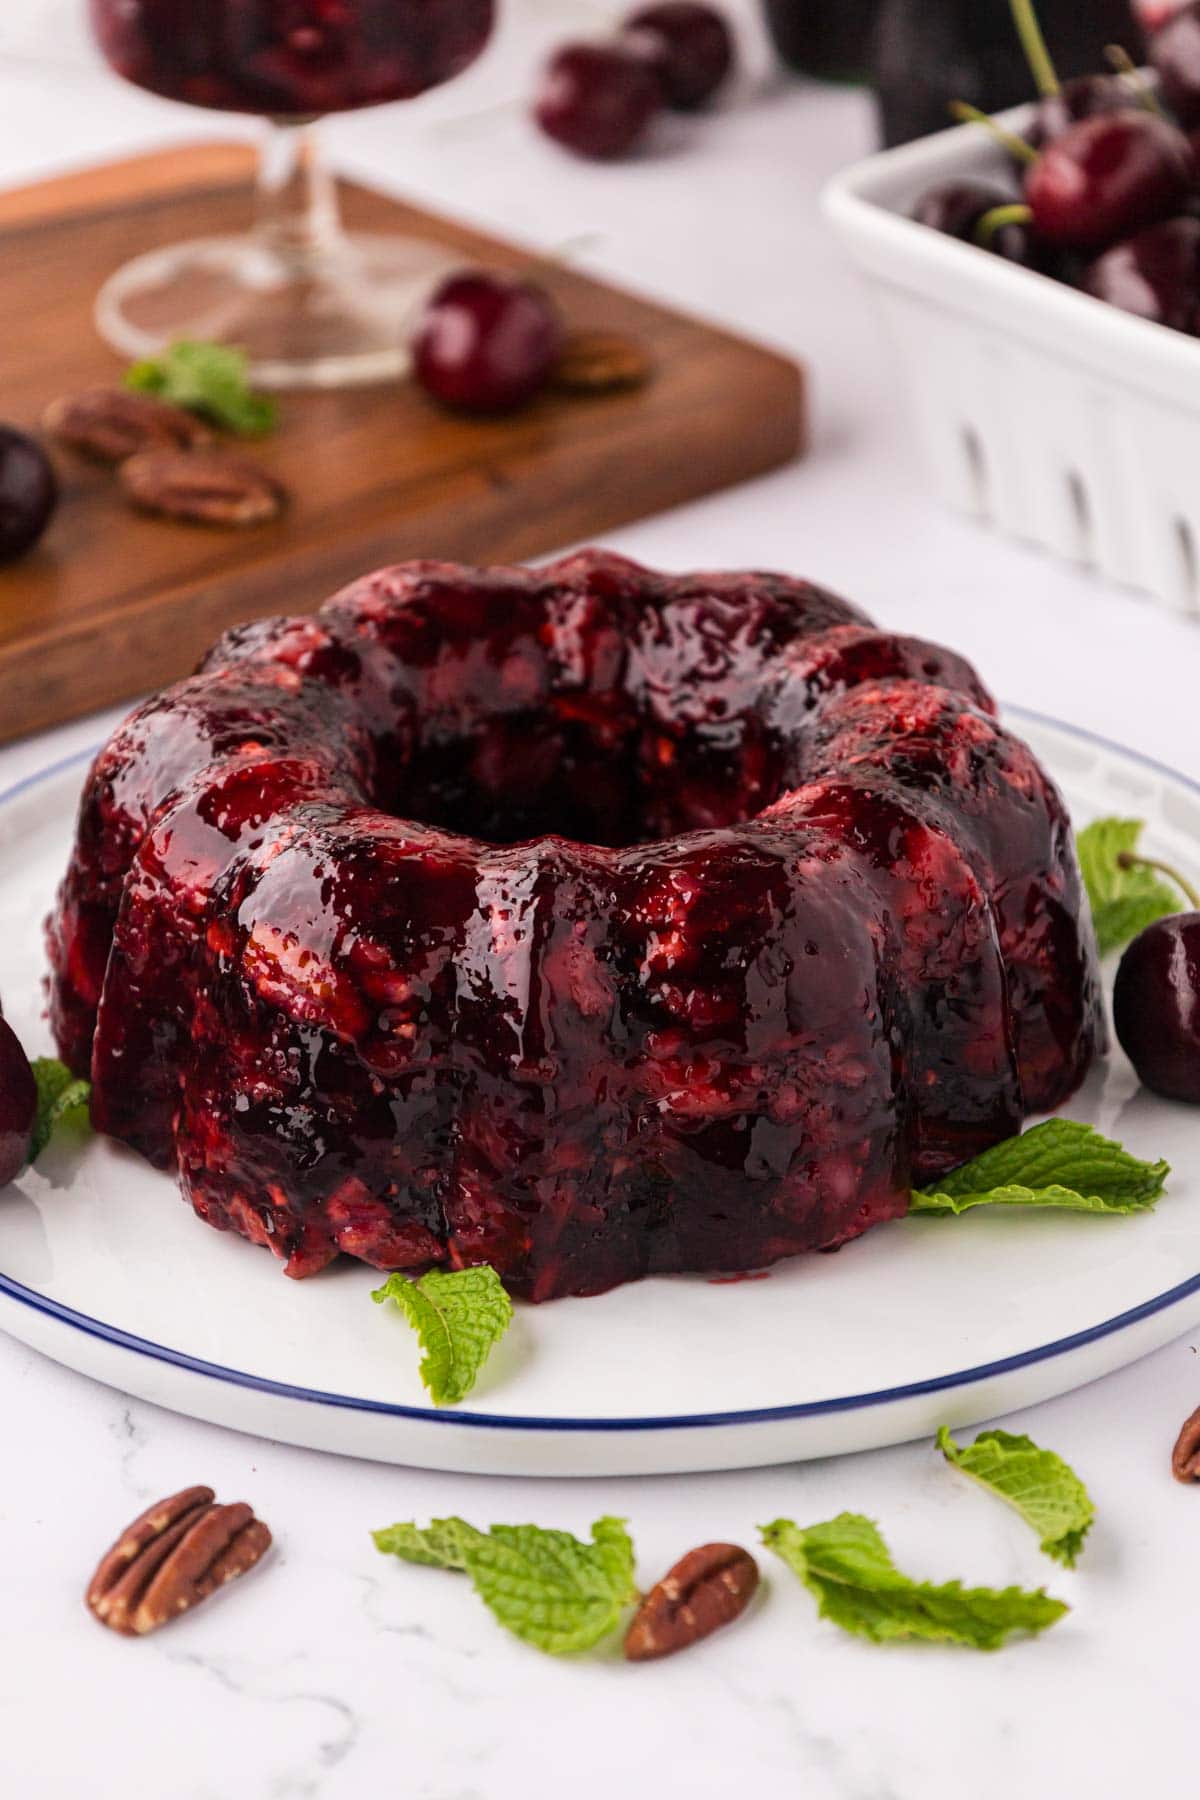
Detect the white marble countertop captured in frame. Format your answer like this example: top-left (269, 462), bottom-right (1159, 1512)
top-left (4, 5), bottom-right (1200, 1796)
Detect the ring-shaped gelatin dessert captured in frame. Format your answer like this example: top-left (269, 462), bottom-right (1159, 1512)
top-left (47, 551), bottom-right (1103, 1299)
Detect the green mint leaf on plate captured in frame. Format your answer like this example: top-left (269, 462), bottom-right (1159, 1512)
top-left (371, 1265), bottom-right (513, 1406)
top-left (909, 1119), bottom-right (1168, 1218)
top-left (29, 1058), bottom-right (91, 1163)
top-left (1076, 816), bottom-right (1181, 956)
top-left (761, 1513), bottom-right (1066, 1650)
top-left (126, 339), bottom-right (278, 436)
top-left (372, 1515), bottom-right (639, 1655)
top-left (937, 1427), bottom-right (1094, 1567)
top-left (371, 1516), bottom-right (483, 1571)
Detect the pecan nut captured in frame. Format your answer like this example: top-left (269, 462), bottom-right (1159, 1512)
top-left (1172, 1405), bottom-right (1200, 1481)
top-left (624, 1541), bottom-right (758, 1661)
top-left (119, 449), bottom-right (286, 527)
top-left (86, 1485), bottom-right (272, 1635)
top-left (43, 388), bottom-right (213, 463)
top-left (552, 330), bottom-right (653, 395)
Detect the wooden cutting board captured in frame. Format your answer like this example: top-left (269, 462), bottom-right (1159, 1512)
top-left (0, 143), bottom-right (804, 745)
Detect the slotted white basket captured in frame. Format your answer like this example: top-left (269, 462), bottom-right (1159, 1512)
top-left (823, 105), bottom-right (1200, 616)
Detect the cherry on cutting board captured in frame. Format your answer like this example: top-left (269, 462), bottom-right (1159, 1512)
top-left (1023, 109), bottom-right (1196, 251)
top-left (0, 1012), bottom-right (36, 1187)
top-left (1114, 911), bottom-right (1200, 1103)
top-left (412, 270), bottom-right (563, 414)
top-left (1083, 215), bottom-right (1200, 328)
top-left (533, 41), bottom-right (662, 159)
top-left (0, 424), bottom-right (58, 563)
top-left (1150, 0), bottom-right (1200, 127)
top-left (621, 2), bottom-right (734, 110)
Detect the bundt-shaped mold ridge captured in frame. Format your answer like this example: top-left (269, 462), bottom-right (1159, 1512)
top-left (46, 550), bottom-right (1104, 1299)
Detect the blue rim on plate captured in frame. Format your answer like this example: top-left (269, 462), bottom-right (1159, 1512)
top-left (1, 710), bottom-right (1197, 1436)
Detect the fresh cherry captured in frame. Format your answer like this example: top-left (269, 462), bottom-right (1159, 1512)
top-left (1025, 74), bottom-right (1131, 152)
top-left (0, 425), bottom-right (57, 564)
top-left (412, 271), bottom-right (563, 414)
top-left (1024, 110), bottom-right (1196, 251)
top-left (1150, 0), bottom-right (1200, 127)
top-left (534, 42), bottom-right (662, 159)
top-left (621, 2), bottom-right (733, 110)
top-left (1082, 215), bottom-right (1200, 328)
top-left (0, 1014), bottom-right (36, 1186)
top-left (912, 180), bottom-right (1049, 270)
top-left (1113, 911), bottom-right (1200, 1103)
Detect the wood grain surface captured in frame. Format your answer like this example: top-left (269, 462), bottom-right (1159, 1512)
top-left (0, 143), bottom-right (805, 745)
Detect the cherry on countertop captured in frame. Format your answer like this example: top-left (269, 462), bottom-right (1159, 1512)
top-left (1114, 911), bottom-right (1200, 1104)
top-left (1024, 109), bottom-right (1196, 251)
top-left (534, 41), bottom-right (661, 159)
top-left (412, 270), bottom-right (563, 415)
top-left (0, 425), bottom-right (58, 564)
top-left (621, 2), bottom-right (733, 110)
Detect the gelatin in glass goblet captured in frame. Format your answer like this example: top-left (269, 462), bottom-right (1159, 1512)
top-left (88, 0), bottom-right (496, 387)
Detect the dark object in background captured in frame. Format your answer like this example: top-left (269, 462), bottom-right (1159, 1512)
top-left (761, 0), bottom-right (878, 80)
top-left (872, 0), bottom-right (1145, 147)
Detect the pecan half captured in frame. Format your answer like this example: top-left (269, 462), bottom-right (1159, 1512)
top-left (119, 449), bottom-right (286, 526)
top-left (86, 1485), bottom-right (272, 1635)
top-left (43, 388), bottom-right (213, 463)
top-left (1172, 1405), bottom-right (1200, 1481)
top-left (624, 1542), bottom-right (758, 1661)
top-left (552, 330), bottom-right (653, 395)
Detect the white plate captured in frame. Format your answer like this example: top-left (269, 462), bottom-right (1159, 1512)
top-left (1, 711), bottom-right (1198, 1477)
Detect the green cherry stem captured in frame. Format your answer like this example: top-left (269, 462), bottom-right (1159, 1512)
top-left (1009, 0), bottom-right (1060, 97)
top-left (1117, 851), bottom-right (1200, 910)
top-left (1105, 44), bottom-right (1169, 118)
top-left (974, 202), bottom-right (1034, 247)
top-left (950, 101), bottom-right (1038, 165)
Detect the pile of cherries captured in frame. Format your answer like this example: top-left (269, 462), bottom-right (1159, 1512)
top-left (532, 1), bottom-right (734, 160)
top-left (913, 0), bottom-right (1200, 335)
top-left (0, 1003), bottom-right (36, 1188)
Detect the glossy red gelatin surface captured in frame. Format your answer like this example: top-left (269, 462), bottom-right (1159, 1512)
top-left (88, 0), bottom-right (495, 116)
top-left (47, 551), bottom-right (1104, 1300)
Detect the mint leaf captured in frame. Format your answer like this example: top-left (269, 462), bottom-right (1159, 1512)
top-left (29, 1058), bottom-right (91, 1163)
top-left (909, 1119), bottom-right (1168, 1217)
top-left (126, 340), bottom-right (278, 436)
top-left (1076, 816), bottom-right (1180, 956)
top-left (371, 1517), bottom-right (483, 1570)
top-left (761, 1514), bottom-right (1066, 1649)
top-left (372, 1515), bottom-right (639, 1655)
top-left (371, 1265), bottom-right (513, 1406)
top-left (937, 1427), bottom-right (1095, 1568)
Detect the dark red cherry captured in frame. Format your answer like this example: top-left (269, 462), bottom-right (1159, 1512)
top-left (912, 180), bottom-right (1048, 270)
top-left (1025, 110), bottom-right (1196, 251)
top-left (1113, 911), bottom-right (1200, 1103)
top-left (0, 425), bottom-right (57, 564)
top-left (534, 42), bottom-right (661, 159)
top-left (0, 1015), bottom-right (36, 1186)
top-left (1082, 215), bottom-right (1200, 330)
top-left (1025, 74), bottom-right (1130, 152)
top-left (412, 271), bottom-right (563, 415)
top-left (621, 2), bottom-right (734, 110)
top-left (1150, 1), bottom-right (1200, 127)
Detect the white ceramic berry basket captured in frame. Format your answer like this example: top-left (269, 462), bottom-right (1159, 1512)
top-left (822, 100), bottom-right (1200, 616)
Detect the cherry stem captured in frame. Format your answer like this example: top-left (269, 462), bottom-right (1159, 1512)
top-left (1105, 44), bottom-right (1168, 118)
top-left (1009, 0), bottom-right (1060, 97)
top-left (950, 101), bottom-right (1038, 165)
top-left (1117, 850), bottom-right (1200, 910)
top-left (974, 202), bottom-right (1034, 247)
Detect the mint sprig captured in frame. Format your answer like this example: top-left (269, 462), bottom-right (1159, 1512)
top-left (371, 1265), bottom-right (513, 1406)
top-left (909, 1119), bottom-right (1168, 1217)
top-left (938, 1427), bottom-right (1095, 1568)
top-left (761, 1513), bottom-right (1066, 1650)
top-left (1076, 816), bottom-right (1181, 956)
top-left (126, 340), bottom-right (278, 437)
top-left (373, 1516), bottom-right (638, 1655)
top-left (29, 1058), bottom-right (91, 1163)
